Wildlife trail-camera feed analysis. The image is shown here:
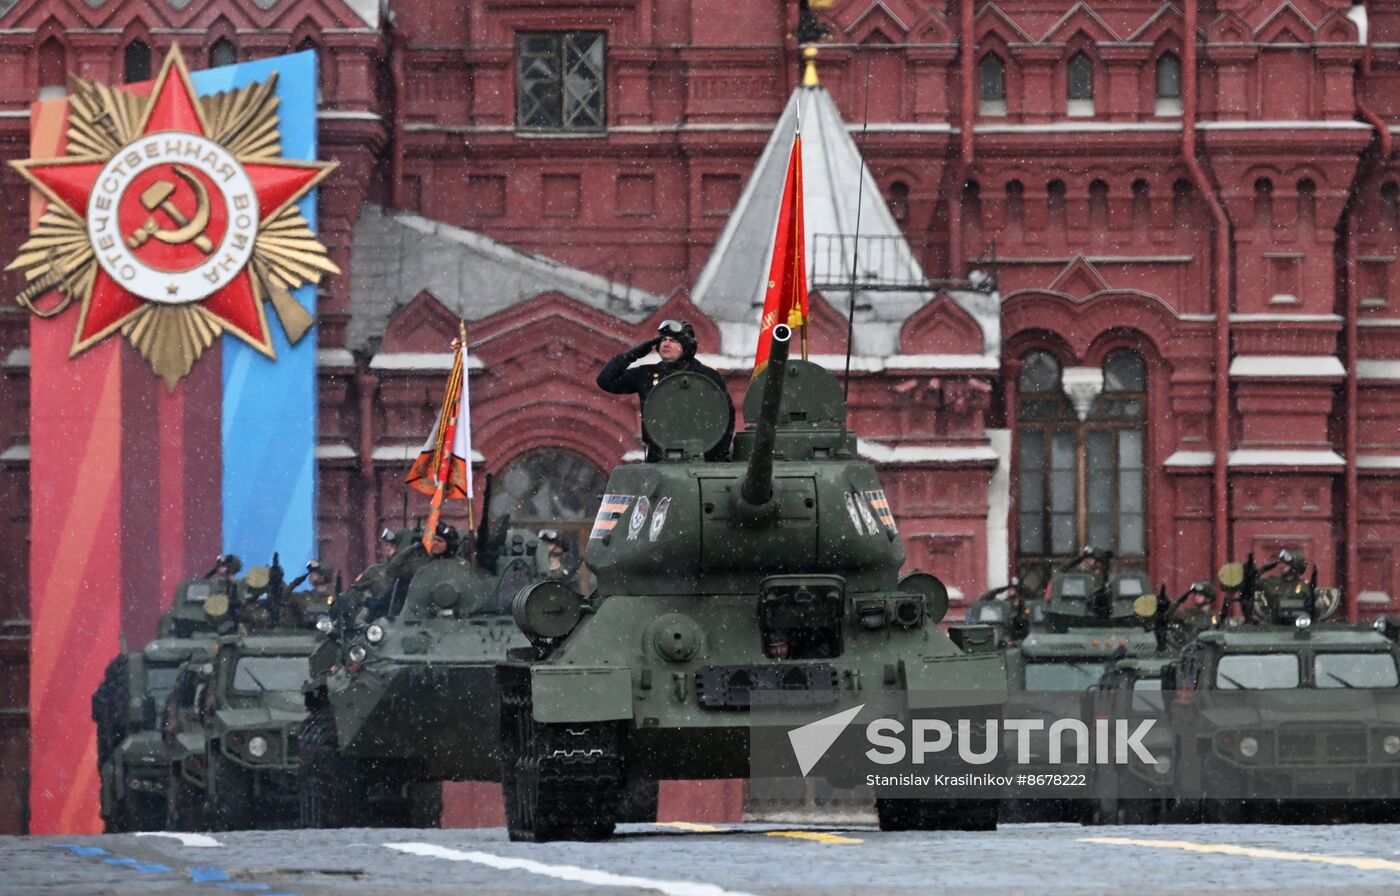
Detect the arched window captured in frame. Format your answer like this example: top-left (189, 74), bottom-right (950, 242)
top-left (887, 181), bottom-right (909, 223)
top-left (1067, 52), bottom-right (1094, 116)
top-left (1015, 348), bottom-right (1148, 586)
top-left (209, 37), bottom-right (236, 68)
top-left (123, 39), bottom-right (151, 84)
top-left (37, 38), bottom-right (65, 100)
top-left (488, 448), bottom-right (608, 589)
top-left (1083, 350), bottom-right (1146, 559)
top-left (1155, 53), bottom-right (1182, 116)
top-left (979, 54), bottom-right (1006, 116)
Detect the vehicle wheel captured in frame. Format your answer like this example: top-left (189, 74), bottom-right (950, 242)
top-left (500, 668), bottom-right (621, 842)
top-left (209, 751), bottom-right (254, 831)
top-left (876, 798), bottom-right (998, 831)
top-left (616, 778), bottom-right (660, 824)
top-left (123, 791), bottom-right (167, 832)
top-left (166, 771), bottom-right (208, 831)
top-left (406, 781), bottom-right (443, 828)
top-left (298, 704), bottom-right (370, 828)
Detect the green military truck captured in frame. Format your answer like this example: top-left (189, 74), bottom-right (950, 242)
top-left (1154, 560), bottom-right (1400, 823)
top-left (91, 578), bottom-right (223, 831)
top-left (161, 562), bottom-right (318, 830)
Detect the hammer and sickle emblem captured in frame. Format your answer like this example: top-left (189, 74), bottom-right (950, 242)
top-left (126, 165), bottom-right (214, 254)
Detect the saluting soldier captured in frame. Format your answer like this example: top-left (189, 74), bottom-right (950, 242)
top-left (597, 319), bottom-right (734, 462)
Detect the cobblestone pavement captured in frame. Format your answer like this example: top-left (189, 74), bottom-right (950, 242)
top-left (5, 823), bottom-right (1400, 896)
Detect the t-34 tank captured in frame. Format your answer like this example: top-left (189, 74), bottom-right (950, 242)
top-left (498, 325), bottom-right (1009, 841)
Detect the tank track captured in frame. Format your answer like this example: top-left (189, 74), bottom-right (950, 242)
top-left (499, 666), bottom-right (624, 841)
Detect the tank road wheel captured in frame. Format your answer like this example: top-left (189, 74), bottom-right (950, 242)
top-left (616, 778), bottom-right (660, 825)
top-left (298, 704), bottom-right (370, 828)
top-left (209, 751), bottom-right (255, 831)
top-left (500, 669), bottom-right (623, 842)
top-left (876, 798), bottom-right (998, 832)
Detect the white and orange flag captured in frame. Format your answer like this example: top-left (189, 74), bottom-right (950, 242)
top-left (753, 131), bottom-right (810, 375)
top-left (406, 320), bottom-right (474, 549)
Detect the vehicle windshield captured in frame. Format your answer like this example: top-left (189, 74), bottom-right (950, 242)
top-left (1214, 653), bottom-right (1300, 689)
top-left (1314, 652), bottom-right (1399, 689)
top-left (1025, 661), bottom-right (1105, 691)
top-left (973, 604), bottom-right (1005, 623)
top-left (1129, 676), bottom-right (1164, 711)
top-left (146, 664), bottom-right (182, 703)
top-left (232, 655), bottom-right (309, 693)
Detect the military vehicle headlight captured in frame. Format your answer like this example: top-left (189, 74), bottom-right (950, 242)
top-left (247, 736), bottom-right (269, 758)
top-left (348, 645), bottom-right (367, 663)
top-left (1295, 616), bottom-right (1312, 631)
top-left (1384, 735), bottom-right (1400, 756)
top-left (366, 624), bottom-right (385, 644)
top-left (1239, 736), bottom-right (1259, 758)
top-left (315, 616), bottom-right (333, 634)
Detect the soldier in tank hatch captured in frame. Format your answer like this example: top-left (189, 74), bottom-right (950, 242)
top-left (537, 528), bottom-right (581, 591)
top-left (597, 318), bottom-right (734, 462)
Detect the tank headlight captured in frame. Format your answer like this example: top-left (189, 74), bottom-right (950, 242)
top-left (347, 645), bottom-right (367, 663)
top-left (1239, 736), bottom-right (1259, 759)
top-left (366, 624), bottom-right (385, 644)
top-left (247, 736), bottom-right (268, 758)
top-left (315, 616), bottom-right (333, 634)
top-left (1384, 735), bottom-right (1400, 756)
top-left (1295, 616), bottom-right (1312, 631)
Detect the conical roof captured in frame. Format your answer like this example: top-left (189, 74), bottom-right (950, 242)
top-left (692, 80), bottom-right (995, 358)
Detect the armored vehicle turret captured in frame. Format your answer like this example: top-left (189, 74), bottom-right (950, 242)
top-left (498, 326), bottom-right (1010, 841)
top-left (91, 579), bottom-right (223, 832)
top-left (297, 520), bottom-right (544, 829)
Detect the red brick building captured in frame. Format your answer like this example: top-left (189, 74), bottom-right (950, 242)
top-left (3, 0), bottom-right (1400, 831)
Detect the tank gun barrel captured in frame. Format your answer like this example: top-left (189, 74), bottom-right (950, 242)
top-left (740, 324), bottom-right (792, 508)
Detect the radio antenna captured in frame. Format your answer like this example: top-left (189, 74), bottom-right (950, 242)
top-left (842, 52), bottom-right (874, 400)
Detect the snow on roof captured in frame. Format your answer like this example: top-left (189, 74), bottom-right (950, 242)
top-left (1164, 450), bottom-right (1214, 468)
top-left (856, 439), bottom-right (1000, 465)
top-left (369, 352), bottom-right (485, 372)
top-left (1229, 355), bottom-right (1345, 378)
top-left (1228, 449), bottom-right (1345, 468)
top-left (372, 444), bottom-right (487, 463)
top-left (348, 204), bottom-right (661, 351)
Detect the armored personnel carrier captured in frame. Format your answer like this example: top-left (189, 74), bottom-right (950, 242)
top-left (497, 326), bottom-right (1009, 841)
top-left (161, 560), bottom-right (318, 830)
top-left (91, 578), bottom-right (222, 831)
top-left (1156, 556), bottom-right (1400, 823)
top-left (298, 523), bottom-right (553, 829)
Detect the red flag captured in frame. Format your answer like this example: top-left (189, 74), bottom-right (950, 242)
top-left (753, 132), bottom-right (809, 375)
top-left (406, 321), bottom-right (474, 549)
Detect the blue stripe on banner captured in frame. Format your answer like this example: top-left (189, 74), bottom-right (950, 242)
top-left (192, 52), bottom-right (319, 573)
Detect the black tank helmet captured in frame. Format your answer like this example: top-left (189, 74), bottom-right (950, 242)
top-left (657, 319), bottom-right (697, 359)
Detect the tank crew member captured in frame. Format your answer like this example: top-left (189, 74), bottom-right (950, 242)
top-left (537, 529), bottom-right (581, 590)
top-left (206, 553), bottom-right (242, 590)
top-left (288, 560), bottom-right (336, 623)
top-left (596, 319), bottom-right (735, 461)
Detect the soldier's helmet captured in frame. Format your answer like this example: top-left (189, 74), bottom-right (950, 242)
top-left (307, 560), bottom-right (334, 581)
top-left (537, 528), bottom-right (569, 552)
top-left (657, 318), bottom-right (698, 358)
top-left (217, 553), bottom-right (243, 575)
top-left (1278, 549), bottom-right (1307, 576)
